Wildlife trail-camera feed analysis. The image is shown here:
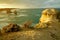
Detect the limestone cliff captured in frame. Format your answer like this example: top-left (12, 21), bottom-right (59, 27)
top-left (35, 8), bottom-right (60, 28)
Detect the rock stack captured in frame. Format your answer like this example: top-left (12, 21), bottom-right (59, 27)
top-left (35, 8), bottom-right (60, 28)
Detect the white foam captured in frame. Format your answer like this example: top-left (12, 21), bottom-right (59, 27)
top-left (0, 18), bottom-right (11, 21)
top-left (0, 23), bottom-right (9, 29)
top-left (16, 14), bottom-right (28, 17)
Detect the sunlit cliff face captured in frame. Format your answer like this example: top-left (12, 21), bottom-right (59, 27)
top-left (40, 8), bottom-right (56, 23)
top-left (35, 8), bottom-right (57, 28)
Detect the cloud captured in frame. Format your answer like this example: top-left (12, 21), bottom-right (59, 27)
top-left (44, 0), bottom-right (55, 4)
top-left (0, 0), bottom-right (60, 8)
top-left (40, 0), bottom-right (60, 8)
top-left (44, 0), bottom-right (60, 5)
top-left (0, 0), bottom-right (44, 8)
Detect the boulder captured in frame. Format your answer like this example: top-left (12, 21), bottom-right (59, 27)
top-left (22, 21), bottom-right (32, 29)
top-left (1, 23), bottom-right (21, 33)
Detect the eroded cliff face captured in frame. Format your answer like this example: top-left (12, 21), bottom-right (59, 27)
top-left (35, 8), bottom-right (60, 28)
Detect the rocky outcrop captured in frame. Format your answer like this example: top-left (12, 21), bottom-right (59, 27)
top-left (35, 8), bottom-right (60, 28)
top-left (1, 21), bottom-right (33, 34)
top-left (21, 21), bottom-right (33, 29)
top-left (0, 8), bottom-right (17, 15)
top-left (1, 23), bottom-right (21, 33)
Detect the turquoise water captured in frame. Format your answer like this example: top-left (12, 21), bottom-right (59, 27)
top-left (0, 8), bottom-right (43, 28)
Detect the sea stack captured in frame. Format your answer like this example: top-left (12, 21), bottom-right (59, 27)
top-left (35, 8), bottom-right (60, 28)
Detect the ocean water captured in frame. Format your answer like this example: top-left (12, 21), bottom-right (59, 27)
top-left (0, 8), bottom-right (43, 28)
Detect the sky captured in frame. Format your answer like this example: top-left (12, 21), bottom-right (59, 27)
top-left (0, 0), bottom-right (60, 8)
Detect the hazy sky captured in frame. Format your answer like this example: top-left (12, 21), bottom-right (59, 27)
top-left (0, 0), bottom-right (60, 8)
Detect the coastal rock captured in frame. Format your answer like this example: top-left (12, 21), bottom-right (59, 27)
top-left (1, 23), bottom-right (21, 33)
top-left (35, 8), bottom-right (59, 28)
top-left (22, 21), bottom-right (33, 29)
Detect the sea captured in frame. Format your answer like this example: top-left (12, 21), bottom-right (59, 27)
top-left (0, 8), bottom-right (59, 28)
